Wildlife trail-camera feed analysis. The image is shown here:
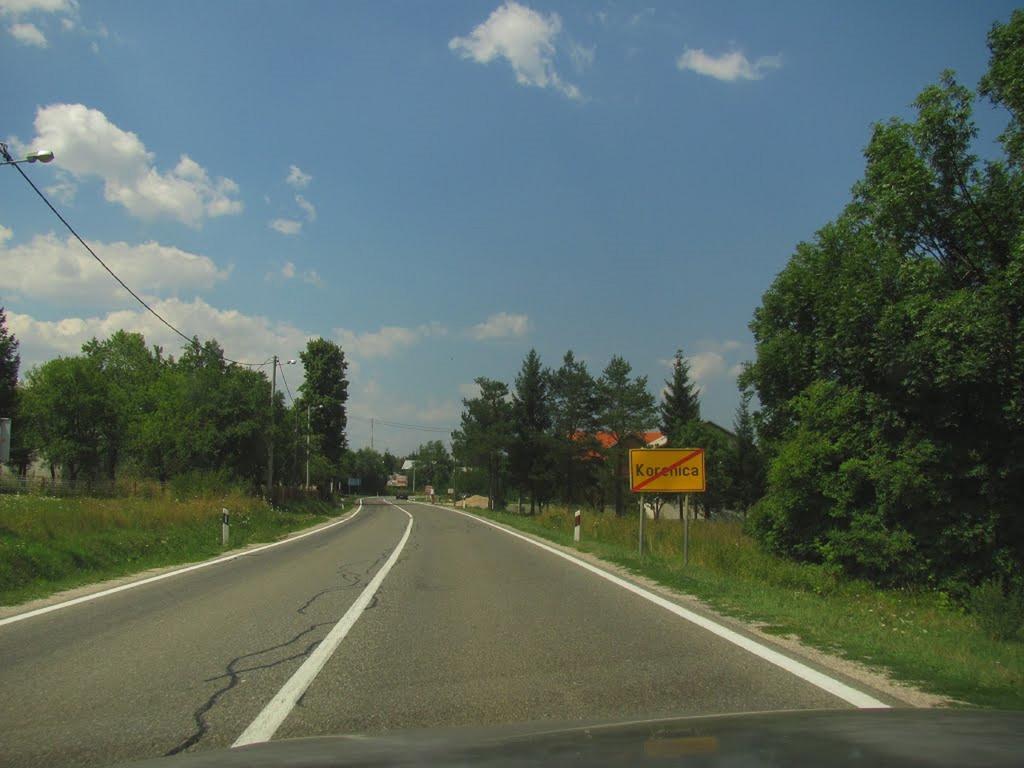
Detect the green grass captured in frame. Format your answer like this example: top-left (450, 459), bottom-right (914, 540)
top-left (0, 491), bottom-right (347, 606)
top-left (468, 505), bottom-right (1024, 709)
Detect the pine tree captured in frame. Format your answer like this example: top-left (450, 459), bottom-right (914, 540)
top-left (659, 349), bottom-right (700, 441)
top-left (511, 349), bottom-right (553, 513)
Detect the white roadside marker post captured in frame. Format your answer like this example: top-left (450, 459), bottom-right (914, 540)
top-left (222, 508), bottom-right (230, 547)
top-left (573, 509), bottom-right (581, 543)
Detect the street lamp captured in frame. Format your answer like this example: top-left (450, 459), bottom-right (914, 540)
top-left (0, 144), bottom-right (54, 165)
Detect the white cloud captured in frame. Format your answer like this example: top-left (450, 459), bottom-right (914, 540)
top-left (677, 48), bottom-right (782, 82)
top-left (44, 171), bottom-right (76, 203)
top-left (470, 311), bottom-right (529, 340)
top-left (658, 340), bottom-right (749, 396)
top-left (0, 224), bottom-right (12, 245)
top-left (7, 297), bottom-right (312, 374)
top-left (0, 226), bottom-right (228, 305)
top-left (286, 164), bottom-right (312, 189)
top-left (0, 0), bottom-right (73, 12)
top-left (628, 7), bottom-right (654, 26)
top-left (281, 261), bottom-right (296, 279)
top-left (270, 218), bottom-right (302, 236)
top-left (334, 322), bottom-right (447, 359)
top-left (14, 104), bottom-right (242, 226)
top-left (686, 351), bottom-right (727, 390)
top-left (568, 40), bottom-right (594, 73)
top-left (9, 21), bottom-right (46, 45)
top-left (459, 381), bottom-right (482, 399)
top-left (449, 1), bottom-right (582, 100)
top-left (302, 270), bottom-right (323, 287)
top-left (295, 194), bottom-right (316, 222)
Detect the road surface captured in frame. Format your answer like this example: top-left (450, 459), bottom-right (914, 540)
top-left (0, 499), bottom-right (894, 767)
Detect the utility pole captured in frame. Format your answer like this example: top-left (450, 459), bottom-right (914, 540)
top-left (266, 354), bottom-right (277, 494)
top-left (370, 417), bottom-right (374, 450)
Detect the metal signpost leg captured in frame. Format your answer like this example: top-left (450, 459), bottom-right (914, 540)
top-left (682, 493), bottom-right (689, 567)
top-left (638, 497), bottom-right (644, 556)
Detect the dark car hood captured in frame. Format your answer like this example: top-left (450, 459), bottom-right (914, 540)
top-left (119, 709), bottom-right (1024, 768)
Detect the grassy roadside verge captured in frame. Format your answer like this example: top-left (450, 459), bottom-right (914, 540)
top-left (0, 492), bottom-right (349, 607)
top-left (463, 505), bottom-right (1023, 709)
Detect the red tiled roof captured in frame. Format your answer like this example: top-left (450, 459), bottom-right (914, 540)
top-left (572, 430), bottom-right (665, 451)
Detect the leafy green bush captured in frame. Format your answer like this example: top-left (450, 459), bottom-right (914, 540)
top-left (969, 580), bottom-right (1024, 641)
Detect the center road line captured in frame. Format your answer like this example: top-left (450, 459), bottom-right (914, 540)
top-left (232, 501), bottom-right (414, 747)
top-left (0, 499), bottom-right (367, 629)
top-left (423, 501), bottom-right (889, 710)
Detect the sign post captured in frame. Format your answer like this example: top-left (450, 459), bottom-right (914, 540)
top-left (629, 448), bottom-right (706, 566)
top-left (638, 498), bottom-right (644, 555)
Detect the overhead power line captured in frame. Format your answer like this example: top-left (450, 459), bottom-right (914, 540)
top-left (349, 414), bottom-right (453, 434)
top-left (1, 143), bottom-right (266, 368)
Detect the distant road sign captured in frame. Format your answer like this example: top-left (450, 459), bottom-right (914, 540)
top-left (629, 448), bottom-right (705, 493)
top-left (347, 477), bottom-right (361, 487)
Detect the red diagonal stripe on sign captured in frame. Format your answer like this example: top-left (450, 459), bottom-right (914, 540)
top-left (633, 448), bottom-right (703, 491)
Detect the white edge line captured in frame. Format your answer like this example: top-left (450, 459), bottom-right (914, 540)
top-left (0, 499), bottom-right (369, 629)
top-left (233, 501), bottom-right (414, 747)
top-left (430, 502), bottom-right (889, 710)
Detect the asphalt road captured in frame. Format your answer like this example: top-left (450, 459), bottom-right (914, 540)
top-left (0, 499), bottom-right (892, 767)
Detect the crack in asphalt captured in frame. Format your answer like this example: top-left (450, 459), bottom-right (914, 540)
top-left (164, 622), bottom-right (333, 756)
top-left (168, 546), bottom-right (396, 754)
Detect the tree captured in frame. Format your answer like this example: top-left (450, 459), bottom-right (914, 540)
top-left (137, 339), bottom-right (271, 483)
top-left (19, 356), bottom-right (117, 485)
top-left (743, 21), bottom-right (1024, 588)
top-left (340, 448), bottom-right (389, 494)
top-left (980, 10), bottom-right (1024, 167)
top-left (299, 338), bottom-right (350, 474)
top-left (0, 307), bottom-right (18, 419)
top-left (82, 331), bottom-right (162, 480)
top-left (549, 351), bottom-right (598, 505)
top-left (510, 349), bottom-right (555, 513)
top-left (452, 377), bottom-right (513, 509)
top-left (659, 349), bottom-right (700, 439)
top-left (1, 308), bottom-right (27, 473)
top-left (725, 391), bottom-right (765, 518)
top-left (410, 440), bottom-right (454, 492)
top-left (595, 356), bottom-right (657, 516)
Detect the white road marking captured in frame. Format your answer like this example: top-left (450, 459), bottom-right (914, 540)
top-left (425, 501), bottom-right (889, 710)
top-left (0, 500), bottom-right (368, 629)
top-left (233, 502), bottom-right (414, 747)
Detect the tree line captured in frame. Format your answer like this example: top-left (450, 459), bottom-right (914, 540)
top-left (451, 349), bottom-right (765, 518)
top-left (0, 321), bottom-right (351, 493)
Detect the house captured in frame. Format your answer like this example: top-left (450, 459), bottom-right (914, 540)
top-left (575, 429), bottom-right (666, 460)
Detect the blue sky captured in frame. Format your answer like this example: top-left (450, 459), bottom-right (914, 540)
top-left (1, 0), bottom-right (1017, 454)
